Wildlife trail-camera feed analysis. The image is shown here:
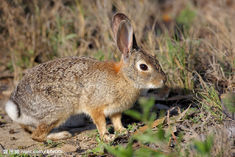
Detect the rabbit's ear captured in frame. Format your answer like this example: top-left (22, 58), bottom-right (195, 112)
top-left (112, 13), bottom-right (130, 41)
top-left (116, 20), bottom-right (133, 57)
top-left (112, 13), bottom-right (138, 52)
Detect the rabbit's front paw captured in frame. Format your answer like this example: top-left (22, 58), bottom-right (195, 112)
top-left (102, 132), bottom-right (115, 142)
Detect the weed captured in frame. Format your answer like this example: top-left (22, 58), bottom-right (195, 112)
top-left (157, 37), bottom-right (194, 91)
top-left (87, 139), bottom-right (105, 155)
top-left (103, 98), bottom-right (171, 156)
top-left (197, 85), bottom-right (224, 121)
top-left (176, 6), bottom-right (196, 31)
top-left (94, 50), bottom-right (105, 61)
top-left (105, 142), bottom-right (133, 157)
top-left (194, 135), bottom-right (213, 156)
top-left (125, 97), bottom-right (157, 125)
top-left (222, 93), bottom-right (235, 113)
top-left (6, 62), bottom-right (14, 73)
top-left (43, 139), bottom-right (62, 148)
top-left (127, 123), bottom-right (137, 132)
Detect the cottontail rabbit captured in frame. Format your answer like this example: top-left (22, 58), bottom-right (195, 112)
top-left (5, 13), bottom-right (166, 142)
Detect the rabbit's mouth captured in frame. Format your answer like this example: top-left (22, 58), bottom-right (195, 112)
top-left (146, 80), bottom-right (164, 89)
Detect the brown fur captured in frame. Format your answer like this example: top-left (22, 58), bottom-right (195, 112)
top-left (31, 121), bottom-right (59, 142)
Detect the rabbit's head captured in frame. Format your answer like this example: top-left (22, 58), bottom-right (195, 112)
top-left (112, 13), bottom-right (166, 89)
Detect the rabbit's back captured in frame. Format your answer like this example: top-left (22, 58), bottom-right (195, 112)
top-left (10, 56), bottom-right (138, 122)
top-left (10, 57), bottom-right (100, 120)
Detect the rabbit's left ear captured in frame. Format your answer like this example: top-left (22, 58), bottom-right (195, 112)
top-left (112, 13), bottom-right (138, 54)
top-left (112, 13), bottom-right (130, 41)
top-left (116, 20), bottom-right (134, 59)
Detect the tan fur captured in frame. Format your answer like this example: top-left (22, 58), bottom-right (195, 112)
top-left (110, 113), bottom-right (125, 132)
top-left (89, 106), bottom-right (107, 138)
top-left (6, 13), bottom-right (166, 142)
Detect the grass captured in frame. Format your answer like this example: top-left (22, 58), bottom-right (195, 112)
top-left (0, 0), bottom-right (234, 156)
top-left (194, 135), bottom-right (213, 156)
top-left (43, 139), bottom-right (62, 148)
top-left (198, 84), bottom-right (224, 121)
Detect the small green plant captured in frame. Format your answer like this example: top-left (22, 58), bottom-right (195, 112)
top-left (6, 61), bottom-right (14, 72)
top-left (194, 135), bottom-right (213, 156)
top-left (43, 139), bottom-right (61, 148)
top-left (222, 93), bottom-right (235, 113)
top-left (157, 37), bottom-right (194, 91)
top-left (104, 128), bottom-right (171, 157)
top-left (103, 98), bottom-right (172, 157)
top-left (94, 50), bottom-right (105, 61)
top-left (176, 6), bottom-right (196, 31)
top-left (134, 147), bottom-right (166, 157)
top-left (87, 137), bottom-right (106, 155)
top-left (124, 97), bottom-right (156, 124)
top-left (127, 123), bottom-right (137, 132)
top-left (105, 142), bottom-right (133, 157)
top-left (48, 15), bottom-right (77, 58)
top-left (198, 85), bottom-right (223, 121)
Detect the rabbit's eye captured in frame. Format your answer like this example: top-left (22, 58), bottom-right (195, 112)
top-left (139, 64), bottom-right (148, 71)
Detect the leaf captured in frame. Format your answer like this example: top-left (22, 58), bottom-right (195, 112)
top-left (65, 34), bottom-right (77, 40)
top-left (134, 147), bottom-right (166, 157)
top-left (194, 135), bottom-right (213, 155)
top-left (124, 110), bottom-right (142, 121)
top-left (105, 142), bottom-right (133, 157)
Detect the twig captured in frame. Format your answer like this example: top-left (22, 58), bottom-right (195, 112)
top-left (176, 105), bottom-right (191, 122)
top-left (0, 143), bottom-right (5, 150)
top-left (0, 73), bottom-right (14, 79)
top-left (133, 117), bottom-right (165, 135)
top-left (146, 94), bottom-right (193, 101)
top-left (168, 132), bottom-right (177, 147)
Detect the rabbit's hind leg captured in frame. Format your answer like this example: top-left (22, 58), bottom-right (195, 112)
top-left (46, 131), bottom-right (72, 141)
top-left (31, 120), bottom-right (59, 142)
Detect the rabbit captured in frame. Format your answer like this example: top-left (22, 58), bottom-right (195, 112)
top-left (5, 13), bottom-right (166, 142)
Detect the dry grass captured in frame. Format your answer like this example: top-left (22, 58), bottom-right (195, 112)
top-left (0, 0), bottom-right (234, 156)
